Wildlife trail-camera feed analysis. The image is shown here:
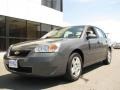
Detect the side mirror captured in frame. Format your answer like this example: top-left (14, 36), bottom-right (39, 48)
top-left (87, 33), bottom-right (97, 39)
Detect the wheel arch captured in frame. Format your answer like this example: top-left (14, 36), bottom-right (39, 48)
top-left (70, 49), bottom-right (84, 65)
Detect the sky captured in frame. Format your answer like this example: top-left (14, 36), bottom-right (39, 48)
top-left (63, 0), bottom-right (120, 42)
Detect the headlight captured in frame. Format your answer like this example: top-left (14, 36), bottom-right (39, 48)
top-left (34, 43), bottom-right (61, 53)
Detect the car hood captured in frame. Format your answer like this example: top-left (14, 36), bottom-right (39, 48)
top-left (11, 38), bottom-right (66, 50)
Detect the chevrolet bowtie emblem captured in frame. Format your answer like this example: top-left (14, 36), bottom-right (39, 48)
top-left (14, 51), bottom-right (20, 55)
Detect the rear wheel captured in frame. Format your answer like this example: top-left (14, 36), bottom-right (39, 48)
top-left (65, 53), bottom-right (82, 81)
top-left (103, 49), bottom-right (112, 65)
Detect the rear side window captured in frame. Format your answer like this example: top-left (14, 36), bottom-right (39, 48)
top-left (94, 27), bottom-right (106, 38)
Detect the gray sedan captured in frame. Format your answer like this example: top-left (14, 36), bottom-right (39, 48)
top-left (4, 25), bottom-right (112, 81)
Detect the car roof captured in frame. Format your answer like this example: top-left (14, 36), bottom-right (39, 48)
top-left (67, 25), bottom-right (96, 28)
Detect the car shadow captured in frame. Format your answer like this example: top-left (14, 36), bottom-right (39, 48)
top-left (0, 62), bottom-right (104, 90)
top-left (83, 62), bottom-right (104, 74)
top-left (79, 62), bottom-right (104, 82)
top-left (0, 74), bottom-right (68, 90)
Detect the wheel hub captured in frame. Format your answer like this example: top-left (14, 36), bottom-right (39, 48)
top-left (71, 56), bottom-right (81, 78)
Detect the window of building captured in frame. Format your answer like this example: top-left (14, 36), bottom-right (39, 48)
top-left (8, 17), bottom-right (26, 38)
top-left (0, 15), bottom-right (62, 51)
top-left (9, 38), bottom-right (26, 46)
top-left (27, 21), bottom-right (41, 39)
top-left (0, 38), bottom-right (6, 51)
top-left (41, 0), bottom-right (63, 12)
top-left (0, 16), bottom-right (6, 51)
top-left (52, 0), bottom-right (62, 11)
top-left (0, 16), bottom-right (6, 37)
top-left (41, 23), bottom-right (51, 36)
top-left (42, 0), bottom-right (52, 8)
top-left (51, 25), bottom-right (61, 30)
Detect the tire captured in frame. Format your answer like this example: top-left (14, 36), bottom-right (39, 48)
top-left (65, 53), bottom-right (82, 82)
top-left (103, 49), bottom-right (112, 65)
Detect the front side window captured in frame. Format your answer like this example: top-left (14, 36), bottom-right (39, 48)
top-left (86, 27), bottom-right (97, 37)
top-left (42, 26), bottom-right (84, 39)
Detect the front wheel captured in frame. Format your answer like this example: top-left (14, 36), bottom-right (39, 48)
top-left (65, 53), bottom-right (82, 82)
top-left (103, 50), bottom-right (112, 65)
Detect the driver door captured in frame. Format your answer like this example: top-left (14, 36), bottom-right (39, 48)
top-left (85, 27), bottom-right (100, 66)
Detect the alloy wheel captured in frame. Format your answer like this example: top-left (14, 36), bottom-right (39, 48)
top-left (71, 56), bottom-right (81, 78)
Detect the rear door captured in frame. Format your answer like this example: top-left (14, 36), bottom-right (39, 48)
top-left (94, 27), bottom-right (108, 61)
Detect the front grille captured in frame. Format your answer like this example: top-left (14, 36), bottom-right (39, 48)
top-left (9, 50), bottom-right (31, 57)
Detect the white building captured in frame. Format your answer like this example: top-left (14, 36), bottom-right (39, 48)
top-left (0, 0), bottom-right (63, 51)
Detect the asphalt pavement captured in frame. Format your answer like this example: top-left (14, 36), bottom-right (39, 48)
top-left (0, 50), bottom-right (120, 90)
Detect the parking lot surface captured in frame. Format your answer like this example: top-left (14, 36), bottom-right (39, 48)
top-left (0, 50), bottom-right (120, 90)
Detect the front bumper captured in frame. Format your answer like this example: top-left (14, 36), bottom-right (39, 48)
top-left (4, 52), bottom-right (68, 77)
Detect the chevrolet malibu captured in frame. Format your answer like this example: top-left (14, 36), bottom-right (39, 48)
top-left (4, 25), bottom-right (112, 81)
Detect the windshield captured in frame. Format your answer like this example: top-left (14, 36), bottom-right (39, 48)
top-left (42, 26), bottom-right (84, 39)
